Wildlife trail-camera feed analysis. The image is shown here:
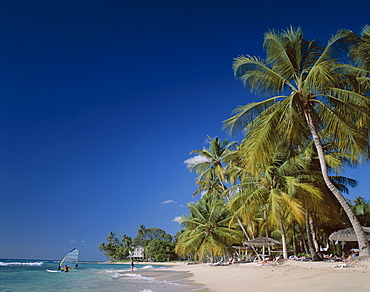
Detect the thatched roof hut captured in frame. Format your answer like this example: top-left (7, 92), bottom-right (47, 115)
top-left (244, 237), bottom-right (282, 247)
top-left (243, 237), bottom-right (282, 259)
top-left (329, 227), bottom-right (370, 242)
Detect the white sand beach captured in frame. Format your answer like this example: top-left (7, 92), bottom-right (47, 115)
top-left (151, 258), bottom-right (370, 292)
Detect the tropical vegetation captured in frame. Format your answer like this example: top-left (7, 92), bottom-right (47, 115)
top-left (98, 226), bottom-right (177, 262)
top-left (175, 25), bottom-right (370, 261)
top-left (100, 26), bottom-right (369, 263)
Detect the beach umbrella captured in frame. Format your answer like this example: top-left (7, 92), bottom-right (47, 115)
top-left (329, 227), bottom-right (370, 242)
top-left (244, 237), bottom-right (282, 259)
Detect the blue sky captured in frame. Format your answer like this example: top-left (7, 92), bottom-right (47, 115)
top-left (1, 0), bottom-right (369, 261)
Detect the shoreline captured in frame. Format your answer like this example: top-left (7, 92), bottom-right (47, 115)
top-left (146, 259), bottom-right (370, 292)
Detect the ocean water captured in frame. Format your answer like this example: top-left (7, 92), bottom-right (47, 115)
top-left (0, 259), bottom-right (208, 292)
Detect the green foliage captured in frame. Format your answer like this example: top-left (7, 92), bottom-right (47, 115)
top-left (99, 226), bottom-right (175, 262)
top-left (223, 26), bottom-right (370, 256)
top-left (175, 196), bottom-right (243, 261)
top-left (225, 27), bottom-right (369, 176)
top-left (98, 232), bottom-right (132, 261)
top-left (351, 196), bottom-right (370, 227)
top-left (146, 239), bottom-right (177, 262)
top-left (185, 136), bottom-right (238, 198)
top-left (133, 226), bottom-right (173, 247)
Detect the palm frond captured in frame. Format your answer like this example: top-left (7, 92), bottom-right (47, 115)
top-left (233, 55), bottom-right (291, 95)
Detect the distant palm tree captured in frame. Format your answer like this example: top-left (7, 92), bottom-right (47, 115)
top-left (138, 225), bottom-right (146, 237)
top-left (185, 137), bottom-right (255, 243)
top-left (352, 197), bottom-right (370, 227)
top-left (185, 136), bottom-right (237, 191)
top-left (225, 27), bottom-right (370, 256)
top-left (175, 196), bottom-right (243, 262)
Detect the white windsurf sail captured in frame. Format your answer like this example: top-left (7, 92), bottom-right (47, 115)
top-left (57, 248), bottom-right (79, 271)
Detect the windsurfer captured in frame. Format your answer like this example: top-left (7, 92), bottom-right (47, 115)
top-left (64, 265), bottom-right (69, 272)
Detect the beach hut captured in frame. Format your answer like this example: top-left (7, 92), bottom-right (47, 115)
top-left (329, 227), bottom-right (370, 242)
top-left (231, 245), bottom-right (249, 259)
top-left (244, 237), bottom-right (282, 259)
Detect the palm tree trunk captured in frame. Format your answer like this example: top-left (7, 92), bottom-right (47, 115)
top-left (222, 182), bottom-right (262, 260)
top-left (309, 214), bottom-right (320, 253)
top-left (279, 219), bottom-right (288, 259)
top-left (304, 110), bottom-right (370, 256)
top-left (299, 225), bottom-right (310, 255)
top-left (305, 212), bottom-right (316, 257)
top-left (236, 217), bottom-right (262, 260)
top-left (264, 211), bottom-right (272, 256)
top-left (306, 210), bottom-right (321, 261)
top-left (292, 225), bottom-right (298, 256)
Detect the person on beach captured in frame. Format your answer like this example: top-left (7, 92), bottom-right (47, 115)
top-left (130, 259), bottom-right (134, 272)
top-left (64, 265), bottom-right (69, 272)
top-left (261, 256), bottom-right (274, 264)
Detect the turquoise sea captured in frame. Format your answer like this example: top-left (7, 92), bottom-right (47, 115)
top-left (0, 259), bottom-right (208, 292)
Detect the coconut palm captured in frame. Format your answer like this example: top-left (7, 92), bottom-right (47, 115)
top-left (352, 197), bottom-right (370, 227)
top-left (175, 196), bottom-right (243, 262)
top-left (185, 137), bottom-right (259, 246)
top-left (185, 136), bottom-right (237, 190)
top-left (228, 147), bottom-right (324, 259)
top-left (224, 27), bottom-right (370, 256)
top-left (349, 25), bottom-right (370, 70)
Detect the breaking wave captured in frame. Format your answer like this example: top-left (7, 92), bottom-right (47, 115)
top-left (0, 261), bottom-right (44, 266)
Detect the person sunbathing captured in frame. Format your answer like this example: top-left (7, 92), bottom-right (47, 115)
top-left (261, 256), bottom-right (274, 264)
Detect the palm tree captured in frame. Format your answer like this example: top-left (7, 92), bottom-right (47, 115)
top-left (175, 196), bottom-right (243, 262)
top-left (185, 137), bottom-right (257, 244)
top-left (138, 225), bottom-right (146, 237)
top-left (349, 25), bottom-right (370, 70)
top-left (228, 147), bottom-right (324, 259)
top-left (224, 27), bottom-right (370, 256)
top-left (352, 197), bottom-right (370, 227)
top-left (185, 136), bottom-right (237, 190)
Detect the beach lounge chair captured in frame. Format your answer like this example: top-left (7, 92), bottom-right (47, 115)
top-left (249, 255), bottom-right (281, 267)
top-left (208, 259), bottom-right (225, 266)
top-left (261, 256), bottom-right (281, 267)
top-left (332, 262), bottom-right (347, 268)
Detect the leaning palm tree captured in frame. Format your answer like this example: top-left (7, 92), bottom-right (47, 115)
top-left (175, 196), bottom-right (243, 262)
top-left (224, 27), bottom-right (370, 255)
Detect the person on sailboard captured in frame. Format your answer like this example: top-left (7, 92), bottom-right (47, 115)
top-left (64, 265), bottom-right (69, 272)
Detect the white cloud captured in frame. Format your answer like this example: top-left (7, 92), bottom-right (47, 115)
top-left (69, 240), bottom-right (85, 244)
top-left (200, 190), bottom-right (207, 197)
top-left (184, 155), bottom-right (211, 168)
top-left (172, 216), bottom-right (182, 223)
top-left (162, 200), bottom-right (177, 204)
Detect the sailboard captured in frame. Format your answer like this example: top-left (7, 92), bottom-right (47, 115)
top-left (46, 248), bottom-right (79, 272)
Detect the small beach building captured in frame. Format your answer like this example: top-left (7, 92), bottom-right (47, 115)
top-left (129, 246), bottom-right (145, 260)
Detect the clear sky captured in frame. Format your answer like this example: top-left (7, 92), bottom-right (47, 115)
top-left (1, 0), bottom-right (369, 261)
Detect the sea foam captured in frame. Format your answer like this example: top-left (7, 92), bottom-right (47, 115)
top-left (0, 261), bottom-right (44, 266)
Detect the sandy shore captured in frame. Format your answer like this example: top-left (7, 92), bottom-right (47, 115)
top-left (146, 259), bottom-right (370, 292)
